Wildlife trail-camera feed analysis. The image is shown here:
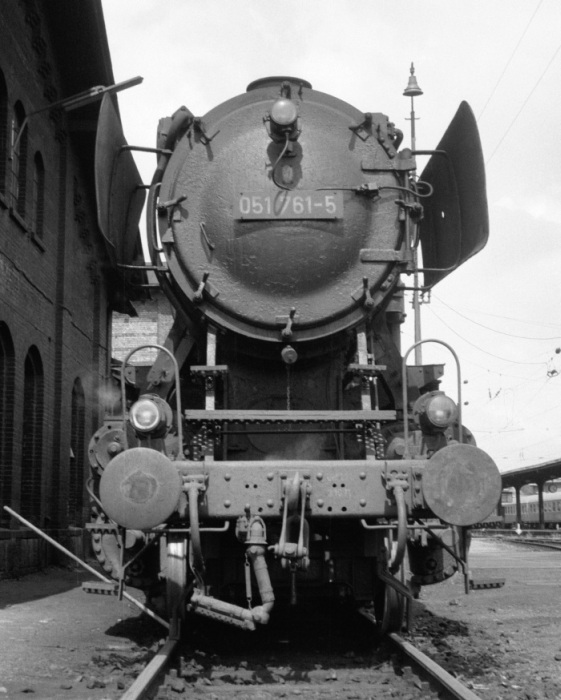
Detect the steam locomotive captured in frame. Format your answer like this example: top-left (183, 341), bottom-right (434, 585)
top-left (88, 76), bottom-right (501, 634)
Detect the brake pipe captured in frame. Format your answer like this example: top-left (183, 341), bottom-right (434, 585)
top-left (388, 484), bottom-right (407, 575)
top-left (187, 480), bottom-right (205, 588)
top-left (245, 517), bottom-right (275, 624)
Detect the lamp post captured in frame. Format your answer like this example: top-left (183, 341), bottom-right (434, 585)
top-left (403, 63), bottom-right (423, 365)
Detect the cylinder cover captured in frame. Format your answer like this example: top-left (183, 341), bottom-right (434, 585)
top-left (99, 447), bottom-right (182, 530)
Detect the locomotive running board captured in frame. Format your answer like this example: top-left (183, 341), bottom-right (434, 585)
top-left (184, 409), bottom-right (396, 421)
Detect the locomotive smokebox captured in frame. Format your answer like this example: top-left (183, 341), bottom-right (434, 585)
top-left (157, 75), bottom-right (406, 343)
top-left (99, 447), bottom-right (182, 530)
top-left (422, 443), bottom-right (501, 526)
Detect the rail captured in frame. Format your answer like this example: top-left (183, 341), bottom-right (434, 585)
top-left (389, 633), bottom-right (483, 700)
top-left (119, 639), bottom-right (178, 700)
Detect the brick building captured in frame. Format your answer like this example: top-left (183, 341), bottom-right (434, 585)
top-left (0, 0), bottom-right (139, 576)
top-left (112, 291), bottom-right (175, 365)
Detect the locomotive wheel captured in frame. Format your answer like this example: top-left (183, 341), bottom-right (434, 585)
top-left (373, 580), bottom-right (405, 636)
top-left (371, 528), bottom-right (405, 636)
top-left (90, 515), bottom-right (155, 589)
top-left (165, 534), bottom-right (188, 620)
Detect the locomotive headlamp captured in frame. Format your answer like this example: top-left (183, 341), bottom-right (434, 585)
top-left (129, 394), bottom-right (172, 436)
top-left (266, 97), bottom-right (301, 142)
top-left (271, 98), bottom-right (298, 127)
top-left (414, 391), bottom-right (458, 434)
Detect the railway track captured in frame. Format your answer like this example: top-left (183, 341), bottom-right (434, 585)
top-left (114, 619), bottom-right (485, 700)
top-left (507, 538), bottom-right (561, 551)
top-left (0, 508), bottom-right (485, 699)
top-left (476, 529), bottom-right (561, 551)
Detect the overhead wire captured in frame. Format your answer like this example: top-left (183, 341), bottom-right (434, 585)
top-left (524, 374), bottom-right (556, 408)
top-left (450, 357), bottom-right (548, 394)
top-left (465, 392), bottom-right (561, 437)
top-left (432, 303), bottom-right (561, 331)
top-left (477, 0), bottom-right (544, 121)
top-left (473, 396), bottom-right (561, 433)
top-left (522, 399), bottom-right (561, 423)
top-left (486, 39), bottom-right (561, 164)
top-left (432, 295), bottom-right (561, 341)
top-left (430, 305), bottom-right (561, 441)
top-left (501, 432), bottom-right (561, 455)
top-left (425, 305), bottom-right (551, 366)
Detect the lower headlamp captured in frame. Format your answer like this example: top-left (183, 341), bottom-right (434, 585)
top-left (129, 394), bottom-right (172, 437)
top-left (414, 391), bottom-right (458, 434)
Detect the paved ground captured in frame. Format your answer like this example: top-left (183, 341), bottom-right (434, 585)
top-left (415, 536), bottom-right (561, 699)
top-left (0, 568), bottom-right (160, 699)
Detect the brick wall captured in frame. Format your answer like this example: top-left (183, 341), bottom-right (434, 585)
top-left (0, 1), bottom-right (115, 577)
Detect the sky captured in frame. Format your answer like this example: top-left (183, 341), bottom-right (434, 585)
top-left (100, 0), bottom-right (561, 472)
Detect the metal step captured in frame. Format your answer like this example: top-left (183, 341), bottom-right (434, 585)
top-left (469, 577), bottom-right (505, 590)
top-left (82, 581), bottom-right (119, 595)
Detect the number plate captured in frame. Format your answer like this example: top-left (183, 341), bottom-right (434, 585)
top-left (235, 190), bottom-right (343, 220)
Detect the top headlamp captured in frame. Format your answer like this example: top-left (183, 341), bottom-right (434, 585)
top-left (266, 97), bottom-right (300, 142)
top-left (270, 98), bottom-right (298, 127)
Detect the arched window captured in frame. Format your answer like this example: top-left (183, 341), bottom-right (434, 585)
top-left (0, 71), bottom-right (7, 197)
top-left (0, 323), bottom-right (15, 527)
top-left (11, 101), bottom-right (27, 217)
top-left (69, 378), bottom-right (86, 526)
top-left (20, 346), bottom-right (44, 523)
top-left (32, 152), bottom-right (45, 238)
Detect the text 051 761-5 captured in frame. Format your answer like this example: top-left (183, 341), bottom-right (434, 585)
top-left (235, 190), bottom-right (343, 220)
